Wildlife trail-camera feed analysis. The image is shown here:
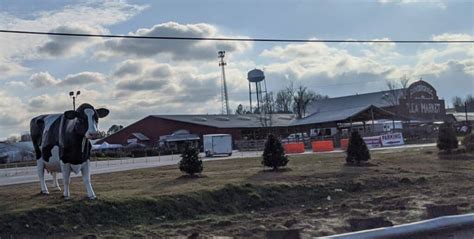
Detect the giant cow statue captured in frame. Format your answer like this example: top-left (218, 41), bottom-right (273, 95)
top-left (30, 103), bottom-right (109, 200)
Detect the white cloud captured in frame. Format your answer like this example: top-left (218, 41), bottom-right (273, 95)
top-left (0, 91), bottom-right (29, 131)
top-left (99, 22), bottom-right (252, 60)
top-left (29, 72), bottom-right (59, 87)
top-left (113, 60), bottom-right (221, 102)
top-left (261, 42), bottom-right (395, 79)
top-left (0, 60), bottom-right (30, 79)
top-left (58, 72), bottom-right (106, 86)
top-left (378, 0), bottom-right (447, 9)
top-left (416, 33), bottom-right (474, 76)
top-left (37, 24), bottom-right (106, 57)
top-left (28, 94), bottom-right (70, 113)
top-left (0, 1), bottom-right (147, 76)
top-left (29, 71), bottom-right (106, 88)
top-left (28, 89), bottom-right (104, 113)
top-left (4, 81), bottom-right (27, 88)
top-left (432, 33), bottom-right (474, 41)
top-left (258, 34), bottom-right (473, 100)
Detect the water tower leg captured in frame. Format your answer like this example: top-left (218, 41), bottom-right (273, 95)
top-left (249, 82), bottom-right (252, 113)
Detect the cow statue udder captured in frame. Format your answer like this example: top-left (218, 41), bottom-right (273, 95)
top-left (30, 103), bottom-right (109, 200)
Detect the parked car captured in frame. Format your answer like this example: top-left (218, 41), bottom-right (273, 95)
top-left (282, 132), bottom-right (310, 143)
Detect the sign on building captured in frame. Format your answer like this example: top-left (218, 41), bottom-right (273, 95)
top-left (399, 80), bottom-right (446, 121)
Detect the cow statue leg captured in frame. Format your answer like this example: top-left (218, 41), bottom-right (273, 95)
top-left (51, 172), bottom-right (61, 191)
top-left (36, 158), bottom-right (49, 194)
top-left (60, 162), bottom-right (71, 200)
top-left (81, 160), bottom-right (96, 200)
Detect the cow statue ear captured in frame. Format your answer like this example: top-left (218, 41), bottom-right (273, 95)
top-left (96, 108), bottom-right (110, 118)
top-left (64, 110), bottom-right (80, 119)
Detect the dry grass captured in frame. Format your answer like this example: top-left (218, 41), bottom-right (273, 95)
top-left (1, 146), bottom-right (473, 238)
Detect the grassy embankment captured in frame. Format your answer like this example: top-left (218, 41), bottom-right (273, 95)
top-left (0, 146), bottom-right (473, 238)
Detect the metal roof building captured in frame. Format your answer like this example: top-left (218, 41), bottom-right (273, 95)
top-left (307, 89), bottom-right (403, 113)
top-left (152, 114), bottom-right (296, 128)
top-left (100, 80), bottom-right (446, 147)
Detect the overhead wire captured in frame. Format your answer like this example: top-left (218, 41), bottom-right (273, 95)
top-left (0, 29), bottom-right (473, 43)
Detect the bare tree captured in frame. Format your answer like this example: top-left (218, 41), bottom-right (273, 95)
top-left (453, 95), bottom-right (474, 112)
top-left (275, 82), bottom-right (295, 113)
top-left (384, 75), bottom-right (410, 108)
top-left (453, 96), bottom-right (464, 110)
top-left (293, 86), bottom-right (325, 119)
top-left (467, 95), bottom-right (474, 112)
top-left (260, 92), bottom-right (275, 127)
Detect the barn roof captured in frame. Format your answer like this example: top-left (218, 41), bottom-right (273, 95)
top-left (151, 114), bottom-right (296, 128)
top-left (149, 91), bottom-right (404, 128)
top-left (291, 105), bottom-right (395, 126)
top-left (306, 89), bottom-right (404, 114)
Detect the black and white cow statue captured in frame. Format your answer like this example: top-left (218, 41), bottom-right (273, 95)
top-left (30, 103), bottom-right (109, 200)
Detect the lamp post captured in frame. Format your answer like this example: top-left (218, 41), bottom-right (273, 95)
top-left (69, 91), bottom-right (80, 110)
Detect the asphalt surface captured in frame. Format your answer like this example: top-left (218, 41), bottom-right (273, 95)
top-left (0, 143), bottom-right (435, 186)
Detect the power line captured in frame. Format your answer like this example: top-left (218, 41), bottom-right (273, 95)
top-left (0, 29), bottom-right (473, 43)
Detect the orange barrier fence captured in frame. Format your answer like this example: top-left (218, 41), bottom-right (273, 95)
top-left (283, 143), bottom-right (305, 154)
top-left (340, 139), bottom-right (349, 150)
top-left (312, 140), bottom-right (334, 152)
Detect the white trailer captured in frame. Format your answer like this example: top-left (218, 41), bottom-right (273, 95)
top-left (203, 134), bottom-right (232, 157)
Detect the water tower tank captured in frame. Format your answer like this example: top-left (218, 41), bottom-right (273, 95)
top-left (248, 69), bottom-right (265, 83)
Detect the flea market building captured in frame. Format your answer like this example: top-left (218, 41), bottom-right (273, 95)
top-left (99, 80), bottom-right (447, 148)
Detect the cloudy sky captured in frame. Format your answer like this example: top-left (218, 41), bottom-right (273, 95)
top-left (0, 0), bottom-right (472, 139)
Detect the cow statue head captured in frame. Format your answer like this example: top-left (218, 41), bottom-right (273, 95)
top-left (64, 103), bottom-right (109, 140)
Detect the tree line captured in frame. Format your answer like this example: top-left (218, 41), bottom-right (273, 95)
top-left (452, 95), bottom-right (474, 112)
top-left (235, 82), bottom-right (328, 119)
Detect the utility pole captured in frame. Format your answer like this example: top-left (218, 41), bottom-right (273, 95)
top-left (218, 51), bottom-right (230, 115)
top-left (69, 91), bottom-right (80, 110)
top-left (465, 101), bottom-right (469, 122)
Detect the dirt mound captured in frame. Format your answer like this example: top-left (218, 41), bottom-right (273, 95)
top-left (0, 183), bottom-right (330, 236)
top-left (0, 175), bottom-right (426, 237)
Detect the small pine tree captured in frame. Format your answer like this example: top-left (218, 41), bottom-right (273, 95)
top-left (346, 131), bottom-right (370, 165)
top-left (179, 143), bottom-right (203, 175)
top-left (437, 122), bottom-right (458, 153)
top-left (462, 133), bottom-right (474, 152)
top-left (262, 134), bottom-right (289, 170)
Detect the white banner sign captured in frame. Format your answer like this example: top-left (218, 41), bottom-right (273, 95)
top-left (381, 132), bottom-right (404, 147)
top-left (363, 136), bottom-right (382, 149)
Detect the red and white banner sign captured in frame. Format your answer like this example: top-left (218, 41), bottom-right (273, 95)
top-left (381, 132), bottom-right (404, 147)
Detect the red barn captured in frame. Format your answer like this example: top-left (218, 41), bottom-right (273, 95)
top-left (98, 114), bottom-right (296, 147)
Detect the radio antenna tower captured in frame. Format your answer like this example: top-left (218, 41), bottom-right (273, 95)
top-left (218, 51), bottom-right (230, 115)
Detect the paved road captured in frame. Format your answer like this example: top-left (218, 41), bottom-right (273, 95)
top-left (0, 143), bottom-right (436, 186)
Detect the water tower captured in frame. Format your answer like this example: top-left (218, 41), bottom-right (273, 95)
top-left (247, 69), bottom-right (268, 113)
